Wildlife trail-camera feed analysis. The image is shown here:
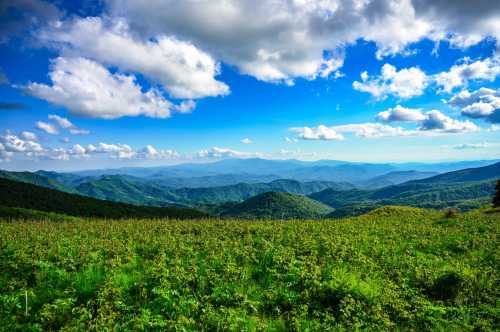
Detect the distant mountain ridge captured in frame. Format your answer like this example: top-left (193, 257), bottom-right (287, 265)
top-left (360, 170), bottom-right (439, 189)
top-left (408, 162), bottom-right (500, 184)
top-left (64, 158), bottom-right (500, 183)
top-left (309, 161), bottom-right (500, 214)
top-left (0, 159), bottom-right (498, 216)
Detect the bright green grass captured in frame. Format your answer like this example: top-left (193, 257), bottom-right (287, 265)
top-left (0, 206), bottom-right (499, 331)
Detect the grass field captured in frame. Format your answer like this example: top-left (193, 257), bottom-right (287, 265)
top-left (1, 206), bottom-right (499, 331)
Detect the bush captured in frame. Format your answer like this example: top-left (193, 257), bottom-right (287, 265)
top-left (443, 208), bottom-right (459, 218)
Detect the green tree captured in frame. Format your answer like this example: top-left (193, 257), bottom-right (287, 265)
top-left (493, 179), bottom-right (500, 208)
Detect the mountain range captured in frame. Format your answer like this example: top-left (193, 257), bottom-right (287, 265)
top-left (0, 158), bottom-right (498, 219)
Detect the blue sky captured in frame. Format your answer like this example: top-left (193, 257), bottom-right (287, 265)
top-left (0, 0), bottom-right (499, 170)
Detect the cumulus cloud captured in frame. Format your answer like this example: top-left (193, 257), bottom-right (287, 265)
top-left (0, 132), bottom-right (43, 153)
top-left (39, 17), bottom-right (229, 99)
top-left (489, 124), bottom-right (500, 132)
top-left (36, 121), bottom-right (58, 134)
top-left (290, 125), bottom-right (344, 141)
top-left (376, 105), bottom-right (479, 133)
top-left (419, 110), bottom-right (479, 133)
top-left (447, 87), bottom-right (500, 123)
top-left (137, 145), bottom-right (179, 159)
top-left (27, 57), bottom-right (188, 119)
top-left (102, 0), bottom-right (500, 86)
top-left (20, 131), bottom-right (37, 141)
top-left (241, 138), bottom-right (252, 144)
top-left (291, 108), bottom-right (479, 141)
top-left (48, 114), bottom-right (90, 135)
top-left (448, 142), bottom-right (499, 150)
top-left (353, 64), bottom-right (428, 100)
top-left (377, 105), bottom-right (426, 122)
top-left (435, 57), bottom-right (500, 93)
top-left (198, 147), bottom-right (262, 159)
top-left (333, 123), bottom-right (415, 138)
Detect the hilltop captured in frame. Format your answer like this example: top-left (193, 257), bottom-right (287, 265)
top-left (221, 191), bottom-right (333, 219)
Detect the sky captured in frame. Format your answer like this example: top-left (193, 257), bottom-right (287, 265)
top-left (0, 0), bottom-right (499, 171)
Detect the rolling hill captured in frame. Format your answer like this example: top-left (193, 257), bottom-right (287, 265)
top-left (360, 170), bottom-right (438, 188)
top-left (408, 161), bottom-right (500, 184)
top-left (0, 170), bottom-right (74, 192)
top-left (0, 177), bottom-right (207, 219)
top-left (310, 161), bottom-right (500, 214)
top-left (221, 191), bottom-right (333, 219)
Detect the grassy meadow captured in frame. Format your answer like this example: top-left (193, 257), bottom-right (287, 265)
top-left (1, 206), bottom-right (499, 331)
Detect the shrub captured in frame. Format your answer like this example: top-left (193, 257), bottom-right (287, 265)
top-left (443, 208), bottom-right (459, 218)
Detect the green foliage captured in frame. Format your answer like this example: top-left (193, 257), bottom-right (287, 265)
top-left (311, 180), bottom-right (496, 216)
top-left (1, 207), bottom-right (498, 330)
top-left (221, 191), bottom-right (333, 219)
top-left (0, 177), bottom-right (208, 219)
top-left (0, 206), bottom-right (79, 222)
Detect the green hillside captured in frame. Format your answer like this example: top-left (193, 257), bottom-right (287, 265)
top-left (360, 170), bottom-right (437, 188)
top-left (0, 177), bottom-right (207, 219)
top-left (410, 161), bottom-right (500, 184)
top-left (311, 180), bottom-right (496, 212)
top-left (0, 170), bottom-right (74, 192)
top-left (221, 191), bottom-right (333, 219)
top-left (75, 175), bottom-right (180, 206)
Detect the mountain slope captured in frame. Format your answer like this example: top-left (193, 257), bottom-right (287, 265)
top-left (221, 192), bottom-right (333, 219)
top-left (409, 161), bottom-right (500, 184)
top-left (74, 176), bottom-right (353, 205)
top-left (0, 170), bottom-right (73, 192)
top-left (360, 170), bottom-right (438, 188)
top-left (311, 180), bottom-right (496, 212)
top-left (0, 177), bottom-right (207, 219)
top-left (311, 162), bottom-right (499, 211)
top-left (75, 175), bottom-right (180, 206)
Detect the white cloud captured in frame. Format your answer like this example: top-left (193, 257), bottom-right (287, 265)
top-left (435, 57), bottom-right (500, 93)
top-left (93, 142), bottom-right (135, 159)
top-left (377, 105), bottom-right (426, 122)
top-left (20, 131), bottom-right (38, 141)
top-left (39, 17), bottom-right (229, 99)
top-left (241, 138), bottom-right (252, 144)
top-left (353, 64), bottom-right (428, 100)
top-left (68, 128), bottom-right (90, 135)
top-left (48, 114), bottom-right (90, 135)
top-left (48, 114), bottom-right (73, 129)
top-left (447, 87), bottom-right (500, 123)
top-left (448, 142), bottom-right (499, 150)
top-left (197, 147), bottom-right (262, 159)
top-left (102, 0), bottom-right (500, 86)
top-left (376, 105), bottom-right (479, 133)
top-left (291, 108), bottom-right (479, 141)
top-left (489, 124), bottom-right (500, 132)
top-left (27, 57), bottom-right (187, 119)
top-left (36, 121), bottom-right (59, 135)
top-left (419, 110), bottom-right (479, 133)
top-left (70, 144), bottom-right (87, 155)
top-left (138, 145), bottom-right (179, 159)
top-left (333, 123), bottom-right (416, 138)
top-left (290, 125), bottom-right (344, 141)
top-left (0, 133), bottom-right (43, 153)
top-left (285, 137), bottom-right (298, 143)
